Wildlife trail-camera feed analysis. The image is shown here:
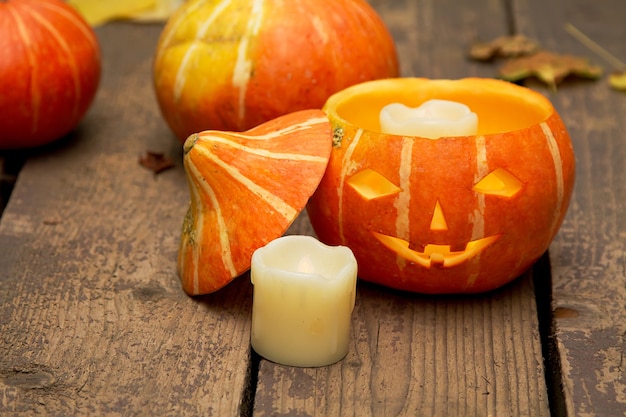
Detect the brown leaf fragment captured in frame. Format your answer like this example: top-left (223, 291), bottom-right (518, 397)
top-left (139, 151), bottom-right (174, 174)
top-left (609, 71), bottom-right (626, 91)
top-left (499, 51), bottom-right (603, 89)
top-left (469, 35), bottom-right (540, 61)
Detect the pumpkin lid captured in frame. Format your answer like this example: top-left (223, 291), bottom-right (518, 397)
top-left (178, 109), bottom-right (332, 295)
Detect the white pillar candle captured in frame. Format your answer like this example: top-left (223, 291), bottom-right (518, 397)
top-left (379, 99), bottom-right (478, 138)
top-left (250, 235), bottom-right (358, 367)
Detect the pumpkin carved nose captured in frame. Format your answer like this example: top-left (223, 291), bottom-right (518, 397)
top-left (430, 200), bottom-right (448, 231)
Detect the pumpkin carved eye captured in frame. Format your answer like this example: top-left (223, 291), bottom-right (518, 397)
top-left (348, 167), bottom-right (524, 201)
top-left (473, 168), bottom-right (523, 198)
top-left (346, 168), bottom-right (401, 200)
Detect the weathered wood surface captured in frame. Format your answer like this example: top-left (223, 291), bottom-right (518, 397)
top-left (0, 23), bottom-right (253, 416)
top-left (1, 0), bottom-right (624, 416)
top-left (253, 0), bottom-right (550, 416)
top-left (513, 0), bottom-right (626, 415)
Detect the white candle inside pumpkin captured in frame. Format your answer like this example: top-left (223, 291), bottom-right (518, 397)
top-left (379, 99), bottom-right (478, 138)
top-left (250, 235), bottom-right (357, 367)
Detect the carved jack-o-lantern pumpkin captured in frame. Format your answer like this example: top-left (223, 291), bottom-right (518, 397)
top-left (307, 78), bottom-right (575, 294)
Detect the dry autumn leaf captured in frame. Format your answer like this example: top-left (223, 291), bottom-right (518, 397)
top-left (499, 51), bottom-right (603, 89)
top-left (139, 151), bottom-right (174, 174)
top-left (469, 35), bottom-right (540, 61)
top-left (67, 0), bottom-right (183, 26)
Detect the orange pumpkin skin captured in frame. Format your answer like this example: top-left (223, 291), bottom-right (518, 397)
top-left (0, 0), bottom-right (101, 149)
top-left (178, 110), bottom-right (332, 295)
top-left (153, 0), bottom-right (398, 141)
top-left (307, 78), bottom-right (576, 294)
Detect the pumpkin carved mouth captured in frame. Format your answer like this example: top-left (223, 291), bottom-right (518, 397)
top-left (372, 232), bottom-right (501, 268)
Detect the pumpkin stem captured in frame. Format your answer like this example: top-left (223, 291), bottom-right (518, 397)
top-left (332, 127), bottom-right (344, 148)
top-left (183, 133), bottom-right (198, 154)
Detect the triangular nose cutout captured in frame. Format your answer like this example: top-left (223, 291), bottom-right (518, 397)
top-left (430, 200), bottom-right (448, 231)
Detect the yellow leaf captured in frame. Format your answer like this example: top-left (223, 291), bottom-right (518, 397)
top-left (68, 0), bottom-right (183, 26)
top-left (469, 35), bottom-right (540, 61)
top-left (609, 71), bottom-right (626, 91)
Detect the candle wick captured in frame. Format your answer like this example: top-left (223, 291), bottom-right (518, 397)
top-left (296, 254), bottom-right (316, 274)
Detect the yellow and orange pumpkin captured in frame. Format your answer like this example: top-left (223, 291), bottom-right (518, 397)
top-left (306, 78), bottom-right (576, 294)
top-left (153, 0), bottom-right (398, 141)
top-left (178, 110), bottom-right (331, 295)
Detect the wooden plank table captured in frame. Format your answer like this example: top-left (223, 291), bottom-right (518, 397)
top-left (1, 0), bottom-right (624, 415)
top-left (515, 1), bottom-right (626, 415)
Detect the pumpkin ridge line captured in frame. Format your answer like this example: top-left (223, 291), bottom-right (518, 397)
top-left (181, 163), bottom-right (204, 295)
top-left (310, 15), bottom-right (329, 45)
top-left (232, 0), bottom-right (265, 128)
top-left (189, 181), bottom-right (203, 294)
top-left (7, 6), bottom-right (40, 135)
top-left (196, 0), bottom-right (232, 38)
top-left (37, 0), bottom-right (100, 57)
top-left (197, 135), bottom-right (328, 163)
top-left (467, 134), bottom-right (488, 288)
top-left (186, 158), bottom-right (237, 288)
top-left (394, 137), bottom-right (413, 272)
top-left (394, 136), bottom-right (413, 240)
top-left (471, 135), bottom-right (488, 241)
top-left (217, 116), bottom-right (329, 140)
top-left (173, 43), bottom-right (199, 104)
top-left (171, 0), bottom-right (231, 102)
top-left (540, 122), bottom-right (564, 233)
top-left (29, 7), bottom-right (81, 120)
top-left (337, 128), bottom-right (364, 242)
top-left (192, 146), bottom-right (298, 222)
top-left (158, 0), bottom-right (207, 57)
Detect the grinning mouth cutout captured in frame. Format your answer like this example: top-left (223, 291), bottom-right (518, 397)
top-left (372, 232), bottom-right (501, 268)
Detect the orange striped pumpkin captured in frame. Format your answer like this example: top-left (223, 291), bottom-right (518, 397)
top-left (0, 0), bottom-right (101, 149)
top-left (153, 0), bottom-right (398, 141)
top-left (307, 78), bottom-right (576, 294)
top-left (178, 109), bottom-right (331, 295)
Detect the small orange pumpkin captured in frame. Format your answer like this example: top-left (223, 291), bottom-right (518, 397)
top-left (307, 78), bottom-right (576, 294)
top-left (153, 0), bottom-right (398, 141)
top-left (178, 109), bottom-right (331, 295)
top-left (0, 0), bottom-right (101, 149)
